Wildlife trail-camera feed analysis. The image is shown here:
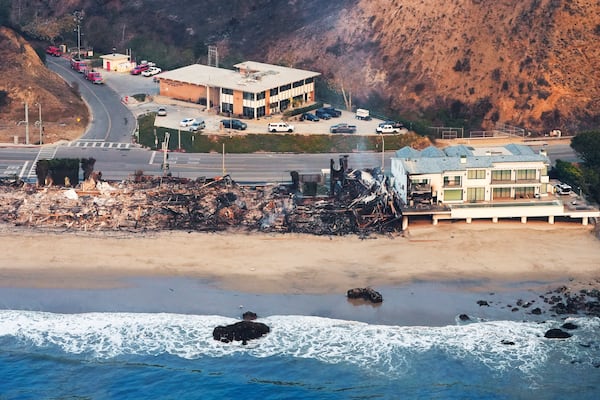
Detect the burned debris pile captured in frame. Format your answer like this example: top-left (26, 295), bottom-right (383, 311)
top-left (0, 156), bottom-right (403, 235)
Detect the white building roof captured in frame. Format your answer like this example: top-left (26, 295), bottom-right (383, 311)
top-left (100, 53), bottom-right (130, 61)
top-left (158, 61), bottom-right (321, 93)
top-left (394, 144), bottom-right (550, 175)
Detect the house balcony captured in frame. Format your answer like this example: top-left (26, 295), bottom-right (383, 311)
top-left (410, 183), bottom-right (432, 193)
top-left (490, 179), bottom-right (541, 185)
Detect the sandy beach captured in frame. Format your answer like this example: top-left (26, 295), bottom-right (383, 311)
top-left (1, 222), bottom-right (599, 294)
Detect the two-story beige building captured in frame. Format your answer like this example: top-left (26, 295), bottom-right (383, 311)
top-left (157, 61), bottom-right (321, 119)
top-left (390, 144), bottom-right (599, 227)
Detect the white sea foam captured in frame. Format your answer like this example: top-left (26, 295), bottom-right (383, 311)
top-left (1, 311), bottom-right (597, 378)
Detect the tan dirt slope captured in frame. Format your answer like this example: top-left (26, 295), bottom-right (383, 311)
top-left (0, 27), bottom-right (87, 144)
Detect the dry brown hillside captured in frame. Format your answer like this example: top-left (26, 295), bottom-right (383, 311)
top-left (0, 27), bottom-right (87, 144)
top-left (263, 0), bottom-right (600, 133)
top-left (4, 0), bottom-right (600, 135)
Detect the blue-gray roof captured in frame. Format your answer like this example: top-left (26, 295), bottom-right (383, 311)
top-left (394, 145), bottom-right (549, 175)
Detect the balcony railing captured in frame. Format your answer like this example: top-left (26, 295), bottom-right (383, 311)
top-left (410, 183), bottom-right (431, 193)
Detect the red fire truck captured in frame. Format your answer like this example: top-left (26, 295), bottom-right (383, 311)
top-left (45, 46), bottom-right (62, 57)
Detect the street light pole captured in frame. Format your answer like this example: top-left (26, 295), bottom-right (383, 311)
top-left (381, 137), bottom-right (385, 171)
top-left (24, 102), bottom-right (29, 145)
top-left (73, 10), bottom-right (84, 59)
top-left (35, 102), bottom-right (42, 145)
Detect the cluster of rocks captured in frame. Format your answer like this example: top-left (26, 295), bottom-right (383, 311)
top-left (212, 311), bottom-right (270, 345)
top-left (346, 287), bottom-right (383, 303)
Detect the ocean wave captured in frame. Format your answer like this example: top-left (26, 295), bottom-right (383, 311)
top-left (0, 310), bottom-right (598, 378)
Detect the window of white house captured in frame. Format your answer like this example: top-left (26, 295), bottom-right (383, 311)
top-left (491, 170), bottom-right (511, 181)
top-left (443, 176), bottom-right (462, 187)
top-left (222, 88), bottom-right (233, 95)
top-left (515, 169), bottom-right (536, 180)
top-left (467, 169), bottom-right (485, 179)
top-left (444, 189), bottom-right (463, 201)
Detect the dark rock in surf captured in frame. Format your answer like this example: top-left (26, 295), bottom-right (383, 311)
top-left (242, 311), bottom-right (258, 321)
top-left (501, 340), bottom-right (515, 345)
top-left (531, 307), bottom-right (542, 315)
top-left (213, 320), bottom-right (270, 345)
top-left (459, 314), bottom-right (470, 321)
top-left (347, 287), bottom-right (383, 303)
top-left (561, 322), bottom-right (578, 330)
top-left (544, 328), bottom-right (572, 339)
top-left (476, 300), bottom-right (489, 307)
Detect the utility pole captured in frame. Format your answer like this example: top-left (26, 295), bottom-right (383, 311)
top-left (24, 102), bottom-right (29, 145)
top-left (73, 10), bottom-right (84, 59)
top-left (35, 102), bottom-right (42, 145)
top-left (222, 143), bottom-right (226, 176)
top-left (380, 135), bottom-right (385, 172)
top-left (162, 132), bottom-right (170, 176)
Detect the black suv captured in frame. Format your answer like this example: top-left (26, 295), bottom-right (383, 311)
top-left (319, 107), bottom-right (342, 117)
top-left (221, 119), bottom-right (247, 130)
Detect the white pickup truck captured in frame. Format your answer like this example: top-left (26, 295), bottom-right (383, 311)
top-left (376, 124), bottom-right (408, 134)
top-left (268, 122), bottom-right (294, 132)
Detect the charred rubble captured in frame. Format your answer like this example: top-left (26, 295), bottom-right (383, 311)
top-left (0, 155), bottom-right (403, 236)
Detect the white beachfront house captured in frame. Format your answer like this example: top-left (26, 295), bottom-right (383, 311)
top-left (390, 144), bottom-right (599, 227)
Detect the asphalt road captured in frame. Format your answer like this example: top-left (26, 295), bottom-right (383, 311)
top-left (46, 57), bottom-right (137, 142)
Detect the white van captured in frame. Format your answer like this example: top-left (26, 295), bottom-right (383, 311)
top-left (268, 122), bottom-right (294, 132)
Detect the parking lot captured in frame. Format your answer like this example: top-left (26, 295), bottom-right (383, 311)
top-left (102, 69), bottom-right (392, 136)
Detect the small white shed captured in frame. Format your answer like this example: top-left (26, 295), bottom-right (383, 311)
top-left (100, 53), bottom-right (133, 72)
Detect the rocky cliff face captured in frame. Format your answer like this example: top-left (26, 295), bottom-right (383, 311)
top-left (3, 0), bottom-right (600, 135)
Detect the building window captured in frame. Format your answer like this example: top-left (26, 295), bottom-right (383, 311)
top-left (444, 189), bottom-right (463, 201)
top-left (269, 102), bottom-right (279, 110)
top-left (222, 88), bottom-right (233, 95)
top-left (515, 169), bottom-right (536, 181)
top-left (270, 87), bottom-right (279, 96)
top-left (515, 187), bottom-right (535, 198)
top-left (292, 80), bottom-right (303, 88)
top-left (492, 170), bottom-right (511, 182)
top-left (443, 175), bottom-right (461, 187)
top-left (243, 92), bottom-right (255, 101)
top-left (257, 106), bottom-right (265, 118)
top-left (280, 98), bottom-right (290, 111)
top-left (221, 102), bottom-right (233, 113)
top-left (280, 83), bottom-right (291, 92)
top-left (243, 106), bottom-right (254, 118)
top-left (305, 77), bottom-right (314, 84)
top-left (467, 187), bottom-right (485, 202)
top-left (493, 187), bottom-right (511, 199)
top-left (257, 91), bottom-right (266, 100)
top-left (467, 169), bottom-right (485, 179)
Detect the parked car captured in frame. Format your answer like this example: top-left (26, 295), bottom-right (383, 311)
top-left (321, 106), bottom-right (342, 117)
top-left (330, 123), bottom-right (357, 134)
top-left (315, 109), bottom-right (332, 120)
top-left (157, 107), bottom-right (167, 116)
top-left (180, 118), bottom-right (197, 127)
top-left (221, 119), bottom-right (247, 130)
top-left (555, 183), bottom-right (572, 195)
top-left (268, 122), bottom-right (294, 132)
top-left (142, 67), bottom-right (162, 77)
top-left (300, 112), bottom-right (320, 122)
top-left (376, 124), bottom-right (408, 134)
top-left (189, 120), bottom-right (206, 132)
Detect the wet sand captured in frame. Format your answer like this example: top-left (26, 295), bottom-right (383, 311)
top-left (1, 222), bottom-right (598, 325)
